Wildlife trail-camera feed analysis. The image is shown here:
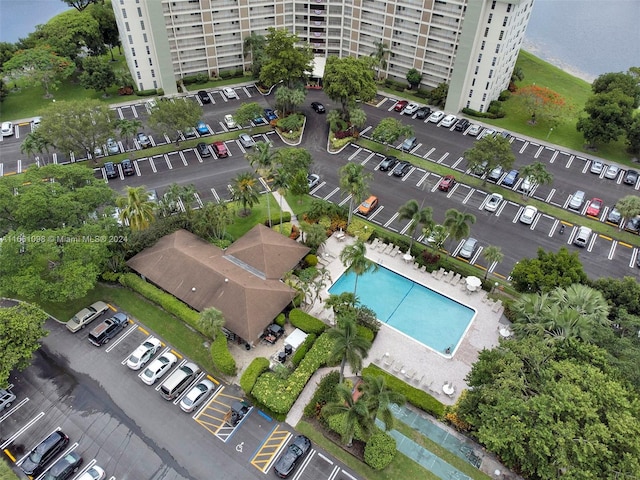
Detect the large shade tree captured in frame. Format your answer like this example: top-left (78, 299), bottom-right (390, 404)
top-left (464, 135), bottom-right (515, 185)
top-left (510, 247), bottom-right (588, 294)
top-left (116, 186), bottom-right (156, 231)
top-left (259, 28), bottom-right (313, 89)
top-left (148, 98), bottom-right (203, 146)
top-left (323, 56), bottom-right (377, 122)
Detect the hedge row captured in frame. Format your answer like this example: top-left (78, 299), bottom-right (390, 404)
top-left (240, 357), bottom-right (270, 394)
top-left (251, 333), bottom-right (334, 414)
top-left (362, 364), bottom-right (445, 418)
top-left (274, 313), bottom-right (286, 327)
top-left (291, 333), bottom-right (317, 366)
top-left (303, 370), bottom-right (340, 419)
top-left (289, 309), bottom-right (327, 335)
top-left (356, 325), bottom-right (374, 343)
top-left (364, 431), bottom-right (397, 470)
top-left (210, 334), bottom-right (236, 375)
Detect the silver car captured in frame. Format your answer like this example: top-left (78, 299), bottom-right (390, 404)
top-left (568, 190), bottom-right (586, 210)
top-left (239, 133), bottom-right (254, 148)
top-left (604, 164), bottom-right (620, 180)
top-left (179, 379), bottom-right (215, 412)
top-left (484, 193), bottom-right (503, 212)
top-left (459, 238), bottom-right (478, 259)
top-left (141, 352), bottom-right (177, 385)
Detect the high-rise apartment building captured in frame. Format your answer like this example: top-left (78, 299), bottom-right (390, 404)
top-left (112, 0), bottom-right (534, 112)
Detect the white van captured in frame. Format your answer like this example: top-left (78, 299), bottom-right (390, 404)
top-left (573, 226), bottom-right (592, 247)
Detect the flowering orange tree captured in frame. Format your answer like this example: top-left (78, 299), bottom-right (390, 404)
top-left (515, 84), bottom-right (567, 127)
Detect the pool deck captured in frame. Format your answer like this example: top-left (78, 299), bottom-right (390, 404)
top-left (309, 233), bottom-right (510, 406)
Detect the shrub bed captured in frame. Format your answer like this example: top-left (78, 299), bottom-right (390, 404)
top-left (252, 333), bottom-right (334, 414)
top-left (303, 370), bottom-right (340, 420)
top-left (362, 365), bottom-right (445, 418)
top-left (291, 333), bottom-right (316, 366)
top-left (240, 357), bottom-right (270, 394)
top-left (364, 431), bottom-right (397, 470)
top-left (289, 309), bottom-right (327, 335)
top-left (210, 334), bottom-right (236, 375)
top-left (274, 313), bottom-right (286, 327)
top-left (356, 325), bottom-right (374, 343)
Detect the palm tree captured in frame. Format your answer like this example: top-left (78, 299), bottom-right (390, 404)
top-left (339, 239), bottom-right (378, 297)
top-left (616, 195), bottom-right (640, 229)
top-left (551, 283), bottom-right (610, 328)
top-left (197, 307), bottom-right (226, 340)
top-left (243, 32), bottom-right (266, 77)
top-left (231, 172), bottom-right (260, 216)
top-left (21, 131), bottom-right (51, 165)
top-left (349, 107), bottom-right (367, 135)
top-left (511, 292), bottom-right (552, 338)
top-left (115, 186), bottom-right (156, 231)
top-left (327, 317), bottom-right (372, 382)
top-left (323, 383), bottom-right (374, 446)
top-left (339, 163), bottom-right (372, 226)
top-left (398, 199), bottom-right (433, 250)
top-left (520, 161), bottom-right (553, 197)
top-left (443, 208), bottom-right (476, 253)
top-left (360, 375), bottom-right (406, 431)
top-left (370, 41), bottom-right (390, 81)
top-left (117, 118), bottom-right (143, 151)
top-left (482, 245), bottom-right (504, 280)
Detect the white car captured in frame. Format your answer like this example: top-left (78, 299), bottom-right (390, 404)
top-left (590, 160), bottom-right (604, 174)
top-left (481, 128), bottom-right (496, 138)
top-left (519, 176), bottom-right (534, 194)
top-left (428, 111), bottom-right (445, 123)
top-left (126, 337), bottom-right (162, 370)
top-left (307, 173), bottom-right (320, 189)
top-left (1, 121), bottom-right (14, 137)
top-left (440, 114), bottom-right (457, 128)
top-left (141, 352), bottom-right (177, 385)
top-left (106, 138), bottom-right (119, 154)
top-left (77, 465), bottom-right (105, 480)
top-left (179, 379), bottom-right (216, 412)
top-left (484, 193), bottom-right (503, 212)
top-left (32, 117), bottom-right (42, 129)
top-left (403, 102), bottom-right (419, 115)
top-left (604, 164), bottom-right (620, 180)
top-left (467, 124), bottom-right (482, 137)
top-left (224, 114), bottom-right (237, 129)
top-left (223, 87), bottom-right (238, 99)
top-left (519, 205), bottom-right (538, 225)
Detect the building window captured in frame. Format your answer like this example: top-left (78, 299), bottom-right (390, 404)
top-left (136, 71), bottom-right (141, 80)
top-left (499, 30), bottom-right (504, 40)
top-left (131, 47), bottom-right (135, 56)
top-left (134, 60), bottom-right (138, 67)
top-left (151, 69), bottom-right (155, 78)
top-left (472, 78), bottom-right (476, 86)
top-left (507, 3), bottom-right (512, 12)
top-left (492, 57), bottom-right (497, 66)
top-left (488, 13), bottom-right (493, 24)
top-left (477, 54), bottom-right (482, 63)
top-left (481, 41), bottom-right (485, 50)
top-left (469, 89), bottom-right (473, 98)
top-left (119, 0), bottom-right (123, 4)
top-left (484, 27), bottom-right (489, 37)
top-left (495, 44), bottom-right (500, 53)
top-left (503, 16), bottom-right (508, 27)
top-left (480, 104), bottom-right (484, 111)
top-left (153, 80), bottom-right (157, 89)
top-left (466, 101), bottom-right (471, 108)
top-left (137, 7), bottom-right (142, 16)
top-left (140, 20), bottom-right (145, 30)
top-left (482, 93), bottom-right (487, 101)
top-left (128, 35), bottom-right (133, 45)
top-left (474, 66), bottom-right (479, 74)
top-left (121, 8), bottom-right (127, 18)
top-left (146, 46), bottom-right (150, 54)
top-left (488, 69), bottom-right (493, 78)
top-left (491, 1), bottom-right (496, 9)
top-left (125, 22), bottom-right (130, 32)
top-left (149, 58), bottom-right (153, 66)
top-left (143, 33), bottom-right (148, 42)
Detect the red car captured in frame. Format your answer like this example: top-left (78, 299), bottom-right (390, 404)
top-left (438, 175), bottom-right (456, 192)
top-left (393, 100), bottom-right (408, 112)
top-left (213, 141), bottom-right (228, 158)
top-left (586, 197), bottom-right (603, 217)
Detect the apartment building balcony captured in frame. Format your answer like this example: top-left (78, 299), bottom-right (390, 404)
top-left (360, 24), bottom-right (383, 37)
top-left (360, 12), bottom-right (384, 25)
top-left (431, 15), bottom-right (461, 29)
top-left (361, 0), bottom-right (385, 13)
top-left (428, 27), bottom-right (458, 43)
top-left (433, 3), bottom-right (464, 16)
top-left (171, 38), bottom-right (207, 49)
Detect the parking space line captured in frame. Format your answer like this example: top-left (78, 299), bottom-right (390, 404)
top-left (416, 171), bottom-right (430, 188)
top-left (105, 321), bottom-right (135, 353)
top-left (550, 150), bottom-right (559, 163)
top-left (361, 152), bottom-right (376, 166)
top-left (250, 425), bottom-right (291, 473)
top-left (461, 188), bottom-right (474, 204)
top-left (348, 148), bottom-right (363, 161)
top-left (608, 240), bottom-right (617, 260)
top-left (338, 195), bottom-right (351, 207)
top-left (384, 212), bottom-right (399, 228)
top-left (34, 442), bottom-right (79, 480)
top-left (534, 145), bottom-right (544, 158)
top-left (0, 412), bottom-right (44, 450)
top-left (451, 156), bottom-right (464, 170)
top-left (0, 397), bottom-right (29, 423)
top-left (519, 141), bottom-right (529, 154)
top-left (138, 326), bottom-right (149, 335)
top-left (566, 154), bottom-right (575, 168)
top-left (436, 152), bottom-right (448, 163)
top-left (210, 188), bottom-right (221, 202)
top-left (422, 147), bottom-right (435, 159)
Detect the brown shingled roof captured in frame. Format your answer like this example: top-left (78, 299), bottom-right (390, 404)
top-left (126, 226), bottom-right (309, 343)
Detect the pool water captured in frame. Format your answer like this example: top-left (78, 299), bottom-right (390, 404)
top-left (328, 266), bottom-right (475, 355)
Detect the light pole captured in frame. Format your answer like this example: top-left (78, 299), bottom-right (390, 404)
top-left (546, 127), bottom-right (554, 140)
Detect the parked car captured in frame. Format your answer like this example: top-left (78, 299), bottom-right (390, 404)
top-left (606, 207), bottom-right (621, 225)
top-left (76, 465), bottom-right (105, 480)
top-left (67, 301), bottom-right (109, 333)
top-left (379, 156), bottom-right (398, 171)
top-left (212, 141), bottom-right (228, 158)
top-left (428, 111), bottom-right (445, 123)
top-left (498, 130), bottom-right (511, 140)
top-left (624, 169), bottom-right (639, 185)
top-left (274, 435), bottom-right (312, 478)
top-left (358, 195), bottom-right (379, 216)
top-left (196, 121), bottom-right (209, 135)
top-left (41, 451), bottom-right (82, 480)
top-left (238, 133), bottom-right (254, 148)
top-left (393, 100), bottom-right (408, 112)
top-left (196, 142), bottom-right (211, 157)
top-left (471, 160), bottom-right (489, 176)
top-left (403, 102), bottom-right (419, 115)
top-left (32, 117), bottom-right (42, 129)
top-left (573, 226), bottom-right (592, 247)
top-left (183, 126), bottom-right (197, 138)
top-left (126, 337), bottom-right (161, 370)
top-left (0, 388), bottom-right (16, 410)
top-left (590, 160), bottom-right (604, 174)
top-left (136, 132), bottom-right (152, 148)
top-left (103, 162), bottom-right (118, 179)
top-left (222, 87), bottom-right (238, 99)
top-left (626, 216), bottom-right (640, 233)
top-left (481, 128), bottom-right (496, 138)
top-left (487, 166), bottom-right (504, 182)
top-left (586, 197), bottom-right (603, 217)
top-left (459, 237), bottom-right (478, 259)
top-left (106, 138), bottom-right (119, 154)
top-left (484, 193), bottom-right (503, 212)
top-left (519, 205), bottom-right (538, 225)
top-left (568, 190), bottom-right (586, 210)
top-left (179, 379), bottom-right (216, 413)
top-left (604, 164), bottom-right (620, 180)
top-left (197, 90), bottom-right (211, 104)
top-left (392, 161), bottom-right (412, 177)
top-left (20, 430), bottom-right (70, 476)
top-left (264, 108), bottom-right (278, 121)
top-left (415, 106), bottom-right (431, 119)
top-left (501, 169), bottom-right (519, 187)
top-left (467, 124), bottom-right (482, 137)
top-left (440, 114), bottom-right (457, 127)
top-left (88, 313), bottom-right (128, 346)
top-left (1, 121), bottom-right (14, 136)
top-left (519, 176), bottom-right (534, 194)
top-left (400, 136), bottom-right (417, 151)
top-left (160, 362), bottom-right (200, 400)
top-left (141, 352), bottom-right (178, 385)
top-left (311, 102), bottom-right (325, 113)
top-left (224, 115), bottom-right (236, 129)
top-left (252, 113), bottom-right (266, 125)
top-left (438, 174), bottom-right (456, 192)
top-left (454, 118), bottom-right (470, 132)
top-left (120, 159), bottom-right (134, 176)
top-left (307, 174), bottom-right (320, 189)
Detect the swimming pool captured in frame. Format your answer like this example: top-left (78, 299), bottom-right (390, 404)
top-left (328, 265), bottom-right (475, 355)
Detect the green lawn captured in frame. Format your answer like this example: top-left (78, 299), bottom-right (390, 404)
top-left (0, 459), bottom-right (19, 480)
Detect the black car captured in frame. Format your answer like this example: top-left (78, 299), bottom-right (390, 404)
top-left (624, 169), bottom-right (639, 185)
top-left (606, 207), bottom-right (621, 225)
top-left (120, 159), bottom-right (134, 176)
top-left (197, 90), bottom-right (211, 104)
top-left (20, 430), bottom-right (69, 476)
top-left (42, 452), bottom-right (82, 480)
top-left (136, 132), bottom-right (152, 148)
top-left (379, 156), bottom-right (398, 172)
top-left (103, 162), bottom-right (118, 179)
top-left (415, 106), bottom-right (431, 119)
top-left (196, 142), bottom-right (211, 157)
top-left (274, 435), bottom-right (311, 478)
top-left (88, 313), bottom-right (129, 346)
top-left (392, 161), bottom-right (412, 177)
top-left (454, 118), bottom-right (470, 132)
top-left (625, 216), bottom-right (640, 233)
top-left (311, 102), bottom-right (325, 113)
